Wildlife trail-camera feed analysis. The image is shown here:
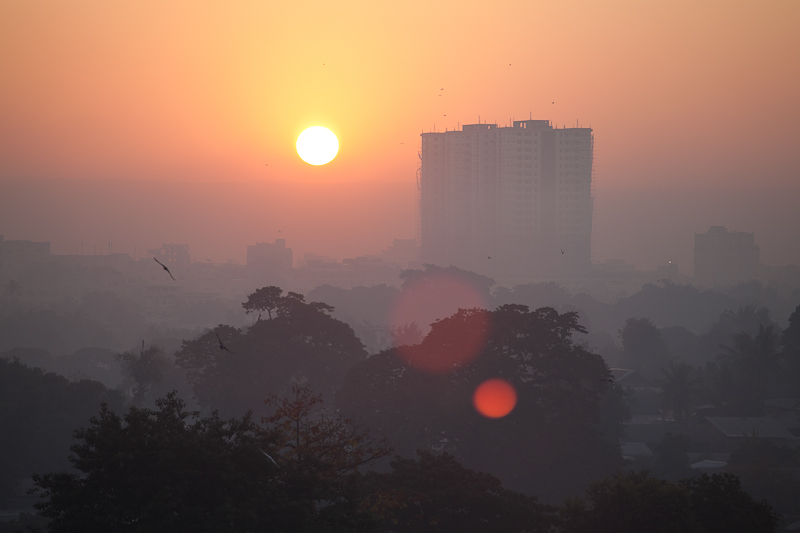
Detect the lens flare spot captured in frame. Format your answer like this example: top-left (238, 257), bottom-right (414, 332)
top-left (389, 274), bottom-right (489, 374)
top-left (473, 379), bottom-right (517, 418)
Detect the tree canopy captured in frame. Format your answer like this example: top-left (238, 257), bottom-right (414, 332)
top-left (339, 304), bottom-right (624, 501)
top-left (0, 358), bottom-right (125, 501)
top-left (176, 287), bottom-right (365, 416)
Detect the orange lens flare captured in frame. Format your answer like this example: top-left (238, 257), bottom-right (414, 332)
top-left (389, 274), bottom-right (489, 374)
top-left (473, 379), bottom-right (517, 418)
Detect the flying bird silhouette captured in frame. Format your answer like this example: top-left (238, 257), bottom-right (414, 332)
top-left (154, 258), bottom-right (176, 280)
top-left (487, 256), bottom-right (492, 259)
top-left (216, 332), bottom-right (235, 354)
top-left (560, 249), bottom-right (565, 254)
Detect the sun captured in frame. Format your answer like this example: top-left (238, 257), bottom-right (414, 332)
top-left (296, 126), bottom-right (339, 166)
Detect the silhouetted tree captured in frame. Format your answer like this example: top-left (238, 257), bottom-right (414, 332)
top-left (339, 305), bottom-right (624, 500)
top-left (559, 470), bottom-right (702, 533)
top-left (0, 358), bottom-right (125, 501)
top-left (399, 264), bottom-right (495, 302)
top-left (781, 304), bottom-right (800, 390)
top-left (657, 360), bottom-right (703, 422)
top-left (363, 451), bottom-right (556, 533)
top-left (560, 470), bottom-right (778, 533)
top-left (389, 321), bottom-right (423, 347)
top-left (679, 473), bottom-right (779, 533)
top-left (241, 285), bottom-right (283, 319)
top-left (717, 324), bottom-right (784, 413)
top-left (31, 389), bottom-right (391, 533)
top-left (116, 342), bottom-right (168, 406)
top-left (699, 304), bottom-right (776, 363)
top-left (619, 317), bottom-right (671, 380)
top-left (32, 393), bottom-right (281, 533)
top-left (176, 289), bottom-right (364, 416)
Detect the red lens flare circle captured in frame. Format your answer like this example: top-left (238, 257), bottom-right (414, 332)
top-left (389, 274), bottom-right (490, 374)
top-left (473, 379), bottom-right (517, 418)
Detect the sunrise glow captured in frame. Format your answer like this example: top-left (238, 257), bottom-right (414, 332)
top-left (296, 127), bottom-right (339, 166)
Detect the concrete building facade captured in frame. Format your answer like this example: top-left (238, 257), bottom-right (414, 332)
top-left (419, 120), bottom-right (594, 280)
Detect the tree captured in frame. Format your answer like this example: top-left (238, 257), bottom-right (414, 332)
top-left (339, 305), bottom-right (624, 501)
top-left (390, 322), bottom-right (423, 347)
top-left (363, 451), bottom-right (556, 533)
top-left (116, 342), bottom-right (168, 406)
top-left (399, 264), bottom-right (495, 302)
top-left (31, 389), bottom-right (391, 533)
top-left (0, 358), bottom-right (125, 502)
top-left (679, 473), bottom-right (779, 533)
top-left (241, 285), bottom-right (283, 320)
top-left (619, 317), bottom-right (671, 380)
top-left (717, 324), bottom-right (784, 413)
top-left (781, 304), bottom-right (800, 392)
top-left (32, 393), bottom-right (282, 533)
top-left (260, 386), bottom-right (393, 531)
top-left (176, 288), bottom-right (365, 416)
top-left (560, 470), bottom-right (779, 533)
top-left (657, 360), bottom-right (702, 422)
top-left (559, 471), bottom-right (701, 533)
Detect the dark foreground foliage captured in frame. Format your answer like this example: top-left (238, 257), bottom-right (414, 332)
top-left (560, 470), bottom-right (778, 533)
top-left (0, 357), bottom-right (125, 501)
top-left (22, 391), bottom-right (781, 533)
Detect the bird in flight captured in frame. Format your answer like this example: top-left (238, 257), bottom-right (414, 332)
top-left (560, 249), bottom-right (565, 254)
top-left (487, 256), bottom-right (492, 259)
top-left (154, 258), bottom-right (176, 280)
top-left (216, 332), bottom-right (235, 354)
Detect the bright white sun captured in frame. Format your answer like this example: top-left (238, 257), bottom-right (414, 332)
top-left (296, 126), bottom-right (339, 166)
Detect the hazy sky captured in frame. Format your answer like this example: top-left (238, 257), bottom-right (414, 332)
top-left (1, 1), bottom-right (799, 270)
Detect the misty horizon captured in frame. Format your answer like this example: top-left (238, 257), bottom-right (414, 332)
top-left (2, 176), bottom-right (799, 274)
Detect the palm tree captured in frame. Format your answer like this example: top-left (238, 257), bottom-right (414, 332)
top-left (657, 360), bottom-right (702, 422)
top-left (718, 324), bottom-right (783, 405)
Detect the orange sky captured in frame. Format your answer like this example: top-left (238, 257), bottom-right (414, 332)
top-left (1, 0), bottom-right (799, 268)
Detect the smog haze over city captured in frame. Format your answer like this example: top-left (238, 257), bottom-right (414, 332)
top-left (2, 1), bottom-right (800, 531)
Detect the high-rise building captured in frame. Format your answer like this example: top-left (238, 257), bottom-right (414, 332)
top-left (694, 226), bottom-right (760, 285)
top-left (419, 120), bottom-right (593, 279)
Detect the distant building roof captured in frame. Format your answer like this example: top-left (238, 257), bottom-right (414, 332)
top-left (705, 417), bottom-right (795, 439)
top-left (621, 442), bottom-right (654, 457)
